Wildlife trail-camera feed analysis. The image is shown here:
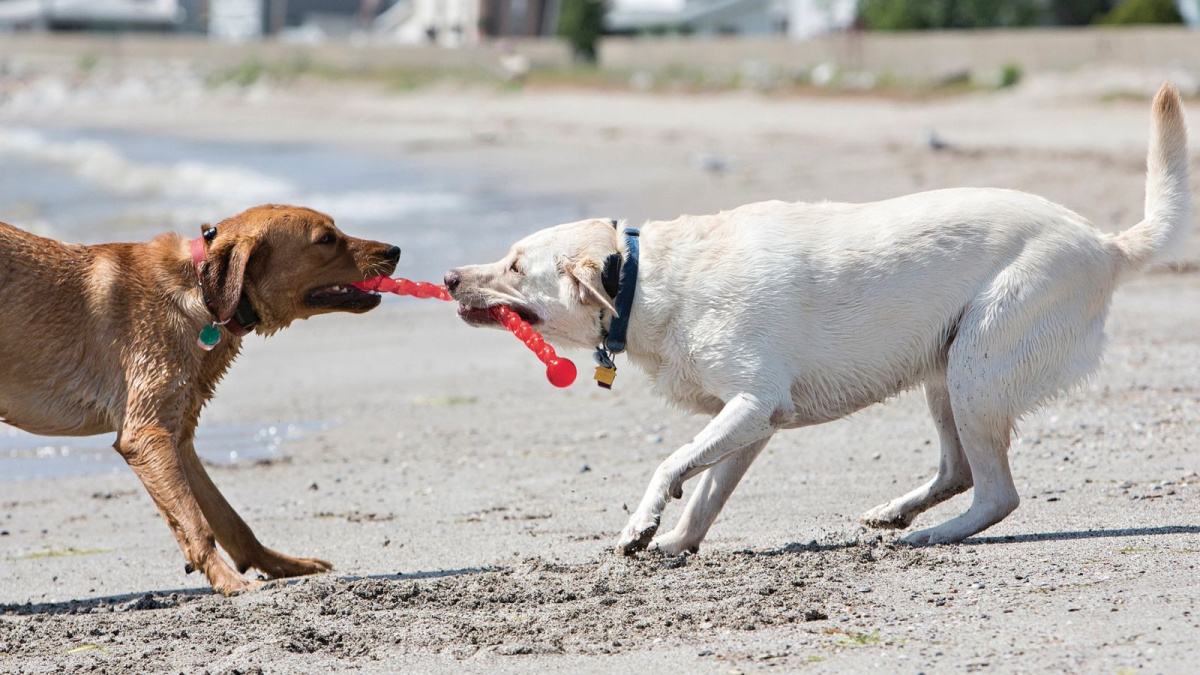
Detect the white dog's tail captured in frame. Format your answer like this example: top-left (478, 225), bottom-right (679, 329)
top-left (1110, 83), bottom-right (1193, 275)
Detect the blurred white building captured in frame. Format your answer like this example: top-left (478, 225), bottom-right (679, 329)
top-left (1179, 0), bottom-right (1199, 26)
top-left (209, 0), bottom-right (264, 40)
top-left (0, 0), bottom-right (184, 31)
top-left (606, 0), bottom-right (788, 35)
top-left (787, 0), bottom-right (855, 39)
top-left (374, 0), bottom-right (479, 45)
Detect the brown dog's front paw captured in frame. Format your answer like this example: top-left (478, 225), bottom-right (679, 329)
top-left (250, 547), bottom-right (333, 579)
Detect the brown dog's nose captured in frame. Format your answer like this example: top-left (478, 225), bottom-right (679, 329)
top-left (444, 270), bottom-right (461, 292)
top-left (384, 245), bottom-right (401, 262)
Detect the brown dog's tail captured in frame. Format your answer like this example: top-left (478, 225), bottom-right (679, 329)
top-left (1109, 83), bottom-right (1193, 277)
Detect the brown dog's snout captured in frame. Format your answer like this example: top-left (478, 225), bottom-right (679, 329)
top-left (444, 269), bottom-right (461, 293)
top-left (383, 245), bottom-right (401, 263)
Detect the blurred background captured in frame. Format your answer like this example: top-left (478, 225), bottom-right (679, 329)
top-left (0, 1), bottom-right (1194, 265)
top-left (0, 0), bottom-right (1197, 479)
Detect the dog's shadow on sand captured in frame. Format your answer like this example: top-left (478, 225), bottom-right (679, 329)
top-left (7, 528), bottom-right (1199, 616)
top-left (963, 524), bottom-right (1200, 545)
top-left (0, 567), bottom-right (495, 616)
top-left (341, 566), bottom-right (498, 583)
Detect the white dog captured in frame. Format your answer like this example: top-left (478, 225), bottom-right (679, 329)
top-left (446, 84), bottom-right (1192, 555)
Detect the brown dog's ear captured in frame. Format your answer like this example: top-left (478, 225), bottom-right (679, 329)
top-left (568, 259), bottom-right (618, 316)
top-left (199, 236), bottom-right (257, 322)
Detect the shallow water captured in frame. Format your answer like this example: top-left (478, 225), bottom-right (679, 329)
top-left (0, 125), bottom-right (580, 282)
top-left (0, 421), bottom-right (330, 482)
top-left (0, 126), bottom-right (582, 480)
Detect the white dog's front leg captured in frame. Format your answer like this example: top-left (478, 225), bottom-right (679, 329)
top-left (651, 436), bottom-right (770, 555)
top-left (617, 393), bottom-right (779, 555)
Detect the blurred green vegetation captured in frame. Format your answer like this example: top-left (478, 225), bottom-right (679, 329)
top-left (999, 62), bottom-right (1023, 87)
top-left (206, 53), bottom-right (1032, 99)
top-left (1098, 0), bottom-right (1184, 24)
top-left (558, 0), bottom-right (607, 63)
top-left (859, 0), bottom-right (1045, 29)
top-left (858, 0), bottom-right (1183, 29)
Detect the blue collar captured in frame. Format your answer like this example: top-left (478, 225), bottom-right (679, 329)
top-left (596, 228), bottom-right (640, 363)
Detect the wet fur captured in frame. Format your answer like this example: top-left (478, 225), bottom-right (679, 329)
top-left (449, 84), bottom-right (1192, 555)
top-left (0, 205), bottom-right (398, 595)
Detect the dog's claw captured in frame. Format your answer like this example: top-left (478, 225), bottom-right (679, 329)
top-left (860, 503), bottom-right (915, 530)
top-left (617, 514), bottom-right (660, 555)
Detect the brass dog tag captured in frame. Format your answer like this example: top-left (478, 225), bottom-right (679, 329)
top-left (594, 365), bottom-right (617, 389)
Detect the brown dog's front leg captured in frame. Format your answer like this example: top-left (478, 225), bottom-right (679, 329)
top-left (178, 438), bottom-right (332, 579)
top-left (116, 426), bottom-right (252, 596)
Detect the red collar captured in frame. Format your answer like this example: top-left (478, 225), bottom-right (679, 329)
top-left (190, 236), bottom-right (254, 337)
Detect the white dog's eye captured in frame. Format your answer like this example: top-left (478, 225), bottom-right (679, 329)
top-left (510, 259), bottom-right (522, 275)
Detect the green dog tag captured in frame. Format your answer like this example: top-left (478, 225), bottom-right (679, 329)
top-left (198, 324), bottom-right (221, 351)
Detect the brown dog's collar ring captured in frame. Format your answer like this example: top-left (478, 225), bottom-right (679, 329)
top-left (190, 230), bottom-right (257, 349)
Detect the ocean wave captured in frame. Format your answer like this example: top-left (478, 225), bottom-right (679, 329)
top-left (0, 128), bottom-right (293, 202)
top-left (0, 128), bottom-right (470, 224)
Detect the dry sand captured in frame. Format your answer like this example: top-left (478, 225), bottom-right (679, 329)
top-left (2, 71), bottom-right (1199, 672)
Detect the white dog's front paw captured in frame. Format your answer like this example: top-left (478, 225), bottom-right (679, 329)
top-left (860, 501), bottom-right (916, 530)
top-left (650, 529), bottom-right (700, 556)
top-left (616, 512), bottom-right (661, 555)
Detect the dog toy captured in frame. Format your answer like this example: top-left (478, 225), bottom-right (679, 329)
top-left (352, 276), bottom-right (453, 300)
top-left (488, 305), bottom-right (577, 388)
top-left (351, 277), bottom-right (577, 388)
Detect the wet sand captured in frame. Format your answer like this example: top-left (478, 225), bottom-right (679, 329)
top-left (1, 71), bottom-right (1199, 672)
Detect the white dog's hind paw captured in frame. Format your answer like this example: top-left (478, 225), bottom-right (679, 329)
top-left (860, 502), bottom-right (916, 530)
top-left (616, 513), bottom-right (661, 555)
top-left (899, 526), bottom-right (964, 547)
top-left (650, 529), bottom-right (700, 556)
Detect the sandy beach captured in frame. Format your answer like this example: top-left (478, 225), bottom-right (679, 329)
top-left (1, 58), bottom-right (1199, 673)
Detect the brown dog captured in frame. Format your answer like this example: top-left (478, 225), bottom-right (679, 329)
top-left (0, 205), bottom-right (399, 595)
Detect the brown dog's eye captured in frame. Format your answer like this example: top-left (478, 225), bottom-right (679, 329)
top-left (316, 232), bottom-right (336, 245)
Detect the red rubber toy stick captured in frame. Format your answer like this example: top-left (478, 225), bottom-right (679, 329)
top-left (490, 306), bottom-right (577, 388)
top-left (352, 277), bottom-right (577, 388)
top-left (351, 277), bottom-right (453, 301)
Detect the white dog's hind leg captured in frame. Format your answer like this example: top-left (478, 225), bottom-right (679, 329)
top-left (901, 346), bottom-right (1020, 546)
top-left (861, 373), bottom-right (972, 529)
top-left (651, 437), bottom-right (770, 555)
top-left (617, 392), bottom-right (779, 555)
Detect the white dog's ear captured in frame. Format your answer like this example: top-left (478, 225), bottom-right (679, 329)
top-left (569, 260), bottom-right (618, 316)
